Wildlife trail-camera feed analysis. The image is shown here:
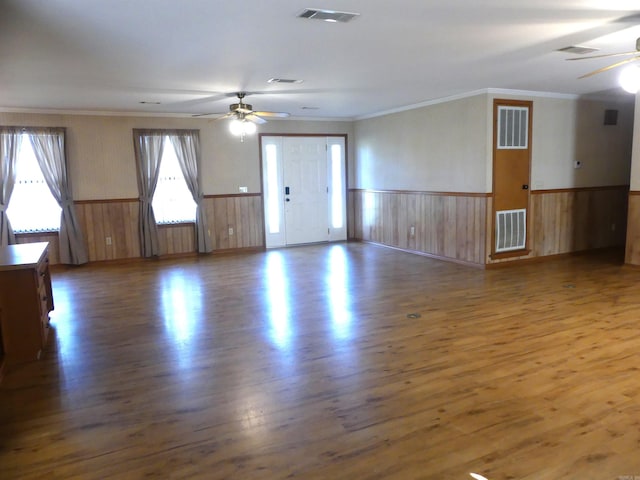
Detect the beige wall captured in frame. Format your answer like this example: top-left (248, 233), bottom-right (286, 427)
top-left (0, 112), bottom-right (354, 199)
top-left (350, 90), bottom-right (634, 265)
top-left (628, 94), bottom-right (640, 191)
top-left (353, 92), bottom-right (634, 195)
top-left (624, 93), bottom-right (640, 265)
top-left (487, 93), bottom-right (634, 191)
top-left (354, 94), bottom-right (489, 192)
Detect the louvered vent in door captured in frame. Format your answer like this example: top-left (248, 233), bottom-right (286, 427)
top-left (495, 209), bottom-right (526, 253)
top-left (497, 106), bottom-right (528, 149)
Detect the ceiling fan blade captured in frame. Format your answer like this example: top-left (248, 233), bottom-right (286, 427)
top-left (253, 111), bottom-right (290, 118)
top-left (192, 111), bottom-right (232, 118)
top-left (567, 50), bottom-right (639, 61)
top-left (246, 114), bottom-right (267, 124)
top-left (578, 56), bottom-right (640, 78)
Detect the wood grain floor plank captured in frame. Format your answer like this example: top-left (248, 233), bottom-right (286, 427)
top-left (1, 244), bottom-right (640, 479)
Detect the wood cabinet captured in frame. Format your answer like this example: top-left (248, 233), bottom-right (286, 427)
top-left (0, 242), bottom-right (54, 377)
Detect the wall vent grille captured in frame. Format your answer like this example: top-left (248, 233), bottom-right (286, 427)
top-left (496, 209), bottom-right (526, 253)
top-left (497, 106), bottom-right (528, 149)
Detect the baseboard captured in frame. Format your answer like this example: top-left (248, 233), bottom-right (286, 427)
top-left (356, 240), bottom-right (485, 269)
top-left (50, 246), bottom-right (267, 270)
top-left (486, 246), bottom-right (625, 269)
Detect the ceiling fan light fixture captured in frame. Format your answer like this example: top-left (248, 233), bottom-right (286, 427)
top-left (619, 64), bottom-right (640, 93)
top-left (229, 118), bottom-right (257, 136)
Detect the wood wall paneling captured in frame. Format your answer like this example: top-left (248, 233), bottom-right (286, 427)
top-left (76, 200), bottom-right (140, 262)
top-left (625, 192), bottom-right (640, 265)
top-left (350, 187), bottom-right (627, 267)
top-left (530, 187), bottom-right (627, 258)
top-left (204, 195), bottom-right (264, 252)
top-left (16, 195), bottom-right (265, 265)
top-left (16, 187), bottom-right (625, 266)
top-left (350, 189), bottom-right (488, 265)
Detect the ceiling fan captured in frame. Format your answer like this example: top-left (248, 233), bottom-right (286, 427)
top-left (568, 36), bottom-right (640, 79)
top-left (192, 92), bottom-right (290, 123)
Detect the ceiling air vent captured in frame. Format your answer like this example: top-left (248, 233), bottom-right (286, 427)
top-left (298, 8), bottom-right (360, 23)
top-left (268, 78), bottom-right (303, 84)
top-left (556, 45), bottom-right (599, 55)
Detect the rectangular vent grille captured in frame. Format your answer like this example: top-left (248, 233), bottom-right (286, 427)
top-left (496, 209), bottom-right (526, 253)
top-left (556, 45), bottom-right (599, 55)
top-left (497, 106), bottom-right (528, 149)
top-left (268, 78), bottom-right (303, 84)
top-left (298, 8), bottom-right (359, 23)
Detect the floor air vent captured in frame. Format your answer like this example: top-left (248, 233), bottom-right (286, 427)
top-left (496, 209), bottom-right (526, 253)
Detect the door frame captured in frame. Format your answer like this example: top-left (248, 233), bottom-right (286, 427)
top-left (258, 133), bottom-right (349, 248)
top-left (491, 99), bottom-right (533, 260)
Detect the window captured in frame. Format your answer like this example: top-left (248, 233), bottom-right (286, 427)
top-left (6, 134), bottom-right (61, 233)
top-left (152, 138), bottom-right (196, 224)
top-left (330, 143), bottom-right (344, 229)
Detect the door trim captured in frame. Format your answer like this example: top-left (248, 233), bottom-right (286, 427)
top-left (258, 133), bottom-right (349, 248)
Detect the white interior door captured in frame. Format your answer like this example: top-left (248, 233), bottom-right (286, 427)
top-left (283, 137), bottom-right (328, 245)
top-left (262, 136), bottom-right (346, 248)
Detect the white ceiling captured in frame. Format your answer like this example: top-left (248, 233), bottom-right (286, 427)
top-left (1, 0), bottom-right (640, 120)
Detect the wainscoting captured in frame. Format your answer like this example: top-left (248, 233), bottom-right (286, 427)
top-left (624, 191), bottom-right (640, 265)
top-left (76, 199), bottom-right (140, 261)
top-left (22, 194), bottom-right (265, 265)
top-left (206, 194), bottom-right (264, 251)
top-left (349, 186), bottom-right (628, 267)
top-left (530, 187), bottom-right (628, 257)
top-left (18, 187), bottom-right (627, 266)
top-left (348, 189), bottom-right (488, 266)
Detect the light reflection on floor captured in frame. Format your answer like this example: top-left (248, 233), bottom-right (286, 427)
top-left (326, 245), bottom-right (353, 340)
top-left (48, 278), bottom-right (79, 365)
top-left (159, 268), bottom-right (203, 371)
top-left (264, 251), bottom-right (293, 349)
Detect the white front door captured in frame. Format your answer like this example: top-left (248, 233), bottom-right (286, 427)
top-left (262, 136), bottom-right (346, 248)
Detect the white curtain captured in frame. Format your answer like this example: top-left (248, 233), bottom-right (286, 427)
top-left (169, 131), bottom-right (212, 253)
top-left (0, 128), bottom-right (20, 246)
top-left (133, 130), bottom-right (165, 257)
top-left (29, 128), bottom-right (89, 264)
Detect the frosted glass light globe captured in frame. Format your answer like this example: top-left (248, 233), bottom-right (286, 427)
top-left (229, 119), bottom-right (243, 135)
top-left (619, 65), bottom-right (640, 94)
top-left (244, 121), bottom-right (257, 134)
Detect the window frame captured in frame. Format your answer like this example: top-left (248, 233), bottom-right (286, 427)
top-left (5, 130), bottom-right (62, 234)
top-left (151, 135), bottom-right (197, 226)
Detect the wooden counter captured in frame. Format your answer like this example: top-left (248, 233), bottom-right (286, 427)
top-left (0, 242), bottom-right (54, 380)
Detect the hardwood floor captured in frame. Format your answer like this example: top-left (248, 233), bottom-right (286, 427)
top-left (1, 243), bottom-right (640, 479)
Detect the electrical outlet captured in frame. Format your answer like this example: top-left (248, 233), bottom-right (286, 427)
top-left (611, 223), bottom-right (616, 231)
top-left (410, 225), bottom-right (415, 237)
top-left (574, 160), bottom-right (582, 169)
top-left (228, 227), bottom-right (234, 236)
top-left (105, 236), bottom-right (112, 245)
top-left (239, 186), bottom-right (248, 193)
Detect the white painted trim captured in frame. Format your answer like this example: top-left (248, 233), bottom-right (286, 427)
top-left (485, 88), bottom-right (579, 100)
top-left (356, 88), bottom-right (581, 121)
top-left (0, 107), bottom-right (353, 122)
